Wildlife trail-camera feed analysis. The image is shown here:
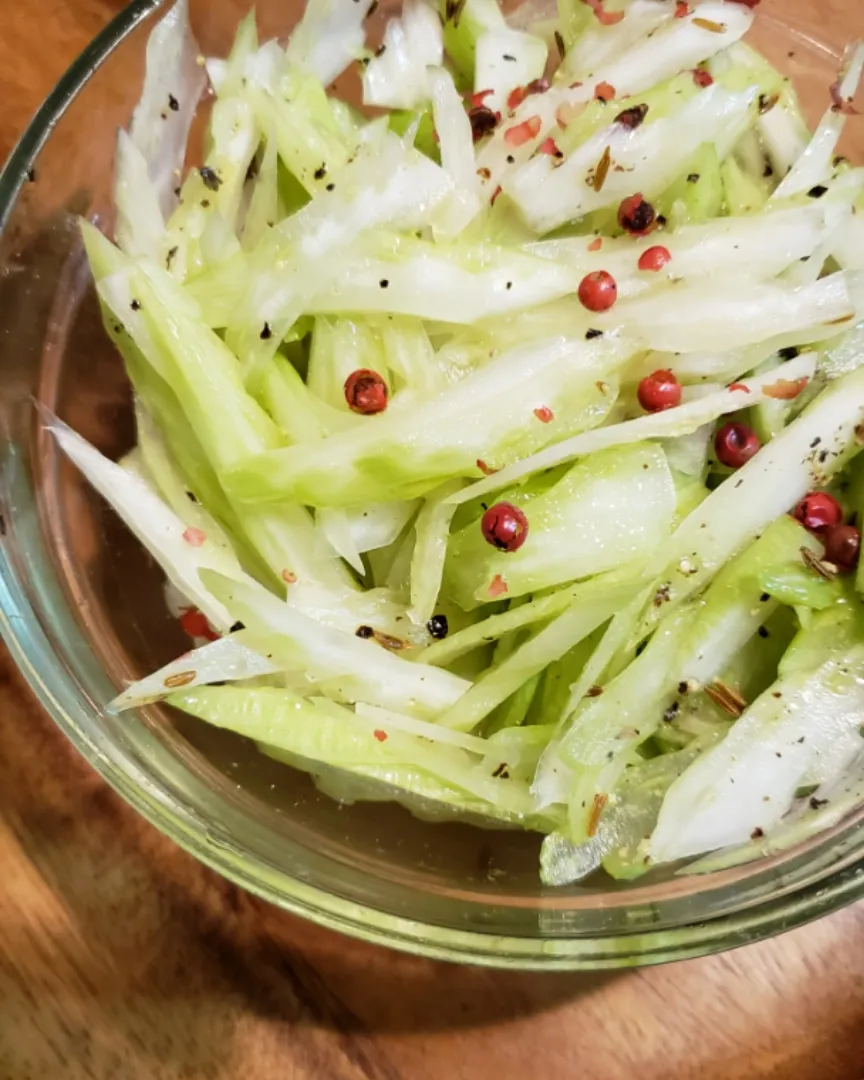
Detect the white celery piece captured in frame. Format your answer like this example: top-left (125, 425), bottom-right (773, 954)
top-left (475, 0), bottom-right (753, 196)
top-left (286, 0), bottom-right (376, 87)
top-left (128, 0), bottom-right (206, 216)
top-left (527, 202), bottom-right (852, 301)
top-left (428, 68), bottom-right (483, 238)
top-left (114, 131), bottom-right (165, 261)
top-left (558, 0), bottom-right (671, 83)
top-left (651, 646), bottom-right (864, 863)
top-left (593, 271), bottom-right (864, 355)
top-left (447, 353), bottom-right (817, 507)
top-left (201, 571), bottom-right (469, 719)
top-left (771, 109), bottom-right (846, 200)
top-left (110, 633), bottom-right (280, 711)
top-left (284, 579), bottom-right (414, 640)
top-left (48, 417), bottom-right (243, 632)
top-left (225, 335), bottom-right (630, 506)
top-left (445, 444), bottom-right (675, 609)
top-left (362, 0), bottom-right (444, 109)
top-left (504, 85), bottom-right (757, 234)
top-left (304, 234), bottom-right (585, 323)
top-left (473, 28), bottom-right (547, 113)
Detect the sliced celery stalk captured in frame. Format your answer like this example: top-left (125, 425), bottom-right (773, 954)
top-left (444, 444), bottom-right (675, 609)
top-left (225, 335), bottom-right (628, 506)
top-left (651, 643), bottom-right (864, 863)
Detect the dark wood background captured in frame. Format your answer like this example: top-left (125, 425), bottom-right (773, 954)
top-left (2, 3), bottom-right (864, 1078)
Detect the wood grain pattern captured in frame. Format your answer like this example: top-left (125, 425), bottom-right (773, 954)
top-left (3, 4), bottom-right (864, 1078)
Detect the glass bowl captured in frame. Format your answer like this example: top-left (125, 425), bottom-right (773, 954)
top-left (1, 0), bottom-right (863, 970)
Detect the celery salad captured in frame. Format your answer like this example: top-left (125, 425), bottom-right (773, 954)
top-left (53, 0), bottom-right (864, 884)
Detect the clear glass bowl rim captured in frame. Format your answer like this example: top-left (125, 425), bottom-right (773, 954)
top-left (2, 0), bottom-right (864, 970)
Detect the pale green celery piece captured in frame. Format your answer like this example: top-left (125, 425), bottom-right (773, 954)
top-left (257, 358), bottom-right (327, 443)
top-left (439, 0), bottom-right (507, 88)
top-left (437, 581), bottom-right (637, 732)
top-left (650, 643), bottom-right (864, 863)
top-left (134, 399), bottom-right (234, 557)
top-left (242, 128), bottom-right (279, 251)
top-left (559, 516), bottom-right (821, 838)
top-left (758, 564), bottom-right (842, 611)
top-left (670, 469), bottom-right (708, 529)
top-left (378, 317), bottom-right (447, 397)
top-left (444, 444), bottom-right (675, 609)
top-left (721, 154), bottom-right (769, 215)
top-left (247, 77), bottom-right (351, 196)
top-left (779, 596), bottom-right (864, 679)
top-left (225, 336), bottom-right (627, 507)
top-left (215, 9), bottom-right (259, 100)
top-left (90, 229), bottom-right (353, 590)
top-left (171, 685), bottom-right (546, 821)
top-left (389, 107), bottom-right (440, 162)
top-left (420, 567), bottom-right (643, 666)
top-left (540, 738), bottom-right (713, 886)
top-left (657, 144), bottom-right (723, 230)
top-left (556, 71), bottom-right (701, 159)
top-left (555, 0), bottom-right (595, 51)
top-left (201, 570), bottom-right (470, 719)
top-left (409, 481), bottom-right (463, 626)
top-left (482, 673), bottom-right (541, 737)
top-left (162, 95), bottom-right (260, 281)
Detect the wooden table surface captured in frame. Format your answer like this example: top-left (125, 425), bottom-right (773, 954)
top-left (3, 3), bottom-right (864, 1079)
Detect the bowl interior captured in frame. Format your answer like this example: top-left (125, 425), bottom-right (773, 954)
top-left (1, 0), bottom-right (863, 964)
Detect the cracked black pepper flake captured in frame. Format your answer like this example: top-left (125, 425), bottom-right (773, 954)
top-left (758, 626), bottom-right (769, 638)
top-left (585, 328), bottom-right (603, 340)
top-left (355, 625), bottom-right (374, 639)
top-left (379, 279), bottom-right (389, 288)
top-left (260, 323), bottom-right (272, 340)
top-left (314, 163), bottom-right (327, 180)
top-left (326, 182), bottom-right (335, 191)
top-left (27, 167), bottom-right (36, 183)
top-left (554, 29), bottom-right (566, 61)
top-left (687, 172), bottom-right (700, 183)
top-left (168, 94), bottom-right (180, 112)
top-left (506, 154), bottom-right (515, 164)
top-left (130, 299), bottom-right (141, 311)
top-left (229, 621), bottom-right (246, 633)
top-left (807, 184), bottom-right (828, 198)
top-left (492, 763), bottom-right (511, 778)
top-left (199, 166), bottom-right (222, 191)
top-left (166, 246), bottom-right (178, 269)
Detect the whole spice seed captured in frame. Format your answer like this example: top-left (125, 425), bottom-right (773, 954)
top-left (638, 369), bottom-right (681, 411)
top-left (714, 422), bottom-right (761, 469)
top-left (164, 670), bottom-right (197, 689)
top-left (800, 545), bottom-right (837, 581)
top-left (615, 104), bottom-right (649, 129)
top-left (693, 17), bottom-right (727, 32)
top-left (590, 145), bottom-right (613, 191)
top-left (692, 68), bottom-right (714, 87)
top-left (587, 793), bottom-right (609, 837)
top-left (794, 491), bottom-right (844, 535)
top-left (344, 369), bottom-right (389, 414)
top-left (427, 614), bottom-right (449, 639)
top-left (468, 105), bottom-right (500, 141)
top-left (705, 680), bottom-right (748, 717)
top-left (577, 270), bottom-right (618, 312)
top-left (481, 502), bottom-right (529, 552)
top-left (823, 524), bottom-right (861, 571)
top-left (618, 193), bottom-right (656, 235)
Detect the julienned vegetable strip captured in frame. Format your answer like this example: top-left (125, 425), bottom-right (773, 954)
top-left (50, 0), bottom-right (864, 884)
